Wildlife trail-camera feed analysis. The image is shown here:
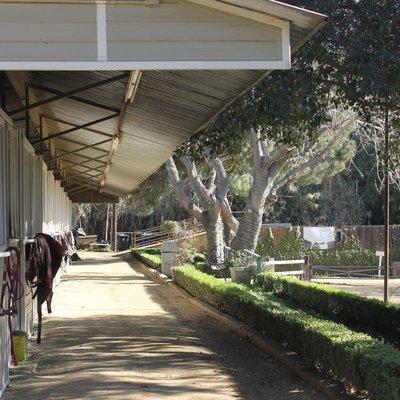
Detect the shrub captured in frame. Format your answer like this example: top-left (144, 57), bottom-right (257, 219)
top-left (192, 252), bottom-right (207, 272)
top-left (131, 248), bottom-right (207, 273)
top-left (277, 226), bottom-right (304, 259)
top-left (173, 266), bottom-right (400, 400)
top-left (93, 245), bottom-right (112, 252)
top-left (256, 228), bottom-right (276, 258)
top-left (225, 250), bottom-right (255, 270)
top-left (131, 248), bottom-right (162, 271)
top-left (160, 220), bottom-right (182, 235)
top-left (257, 228), bottom-right (378, 268)
top-left (255, 272), bottom-right (400, 341)
top-left (138, 248), bottom-right (161, 256)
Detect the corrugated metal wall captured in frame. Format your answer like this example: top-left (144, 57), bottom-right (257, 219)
top-left (0, 119), bottom-right (11, 397)
top-left (0, 116), bottom-right (72, 397)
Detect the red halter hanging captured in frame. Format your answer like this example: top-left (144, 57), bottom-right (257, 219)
top-left (0, 247), bottom-right (22, 366)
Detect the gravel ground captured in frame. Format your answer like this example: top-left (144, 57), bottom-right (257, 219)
top-left (5, 252), bottom-right (324, 400)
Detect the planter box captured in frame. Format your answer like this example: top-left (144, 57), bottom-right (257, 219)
top-left (229, 267), bottom-right (253, 284)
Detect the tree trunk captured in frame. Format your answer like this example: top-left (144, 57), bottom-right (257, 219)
top-left (231, 208), bottom-right (263, 251)
top-left (203, 213), bottom-right (225, 265)
top-left (223, 220), bottom-right (234, 245)
top-left (231, 171), bottom-right (269, 251)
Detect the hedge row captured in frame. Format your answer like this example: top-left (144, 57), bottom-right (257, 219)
top-left (173, 265), bottom-right (400, 400)
top-left (255, 272), bottom-right (400, 341)
top-left (131, 248), bottom-right (207, 273)
top-left (131, 248), bottom-right (162, 271)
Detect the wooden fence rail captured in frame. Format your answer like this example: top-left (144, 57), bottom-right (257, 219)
top-left (119, 217), bottom-right (204, 248)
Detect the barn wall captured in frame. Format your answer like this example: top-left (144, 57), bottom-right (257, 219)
top-left (42, 165), bottom-right (72, 235)
top-left (0, 120), bottom-right (11, 398)
top-left (107, 1), bottom-right (282, 62)
top-left (0, 1), bottom-right (284, 64)
top-left (0, 113), bottom-right (72, 397)
top-left (0, 3), bottom-right (97, 61)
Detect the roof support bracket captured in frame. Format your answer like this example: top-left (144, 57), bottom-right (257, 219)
top-left (8, 72), bottom-right (129, 115)
top-left (46, 138), bottom-right (112, 162)
top-left (32, 113), bottom-right (119, 145)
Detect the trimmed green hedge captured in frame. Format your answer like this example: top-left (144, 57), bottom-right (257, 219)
top-left (131, 248), bottom-right (162, 271)
top-left (131, 248), bottom-right (207, 273)
top-left (255, 272), bottom-right (400, 341)
top-left (173, 265), bottom-right (400, 400)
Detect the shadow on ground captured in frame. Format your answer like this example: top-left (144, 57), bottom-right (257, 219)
top-left (5, 255), bottom-right (322, 400)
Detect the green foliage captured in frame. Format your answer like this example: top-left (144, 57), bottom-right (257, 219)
top-left (173, 266), bottom-right (400, 400)
top-left (131, 248), bottom-right (162, 271)
top-left (257, 229), bottom-right (378, 267)
top-left (160, 220), bottom-right (182, 235)
top-left (192, 253), bottom-right (207, 273)
top-left (308, 248), bottom-right (378, 268)
top-left (256, 228), bottom-right (275, 258)
top-left (277, 227), bottom-right (304, 259)
top-left (255, 272), bottom-right (400, 341)
top-left (225, 250), bottom-right (253, 270)
top-left (93, 245), bottom-right (112, 253)
top-left (132, 247), bottom-right (207, 272)
top-left (308, 235), bottom-right (378, 267)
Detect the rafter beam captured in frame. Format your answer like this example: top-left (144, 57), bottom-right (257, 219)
top-left (30, 83), bottom-right (120, 113)
top-left (42, 115), bottom-right (113, 138)
top-left (68, 171), bottom-right (103, 180)
top-left (65, 178), bottom-right (100, 190)
top-left (32, 113), bottom-right (118, 145)
top-left (58, 155), bottom-right (108, 171)
top-left (59, 163), bottom-right (105, 174)
top-left (8, 72), bottom-right (129, 115)
top-left (61, 154), bottom-right (107, 165)
top-left (67, 166), bottom-right (105, 176)
top-left (46, 138), bottom-right (112, 162)
top-left (57, 136), bottom-right (110, 154)
top-left (68, 187), bottom-right (93, 195)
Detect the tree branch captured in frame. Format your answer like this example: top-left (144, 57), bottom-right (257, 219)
top-left (180, 155), bottom-right (211, 209)
top-left (272, 117), bottom-right (355, 194)
top-left (207, 157), bottom-right (229, 203)
top-left (165, 157), bottom-right (203, 221)
top-left (250, 128), bottom-right (263, 169)
top-left (221, 199), bottom-right (239, 234)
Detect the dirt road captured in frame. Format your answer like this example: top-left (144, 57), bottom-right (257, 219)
top-left (5, 253), bottom-right (323, 400)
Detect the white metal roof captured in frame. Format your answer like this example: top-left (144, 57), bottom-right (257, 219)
top-left (3, 0), bottom-right (326, 202)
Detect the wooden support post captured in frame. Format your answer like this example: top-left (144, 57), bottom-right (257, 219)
top-left (105, 203), bottom-right (109, 243)
top-left (304, 256), bottom-right (312, 280)
top-left (0, 73), bottom-right (6, 110)
top-left (384, 108), bottom-right (390, 302)
top-left (25, 80), bottom-right (29, 139)
top-left (112, 203), bottom-right (118, 251)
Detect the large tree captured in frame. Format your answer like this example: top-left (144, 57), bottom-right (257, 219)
top-left (224, 109), bottom-right (357, 250)
top-left (165, 155), bottom-right (228, 265)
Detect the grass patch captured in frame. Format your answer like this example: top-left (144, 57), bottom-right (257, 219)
top-left (173, 265), bottom-right (400, 400)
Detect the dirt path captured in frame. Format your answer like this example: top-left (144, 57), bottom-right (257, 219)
top-left (5, 253), bottom-right (323, 400)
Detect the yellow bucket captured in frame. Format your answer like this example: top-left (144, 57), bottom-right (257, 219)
top-left (12, 331), bottom-right (28, 362)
